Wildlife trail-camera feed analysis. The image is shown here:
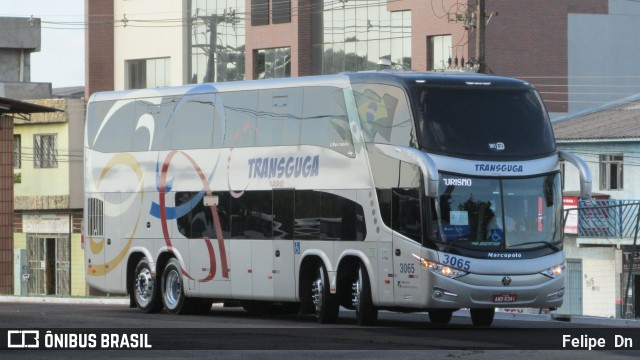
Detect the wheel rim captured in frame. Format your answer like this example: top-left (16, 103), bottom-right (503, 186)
top-left (352, 270), bottom-right (362, 311)
top-left (311, 269), bottom-right (324, 316)
top-left (164, 269), bottom-right (181, 310)
top-left (135, 268), bottom-right (154, 307)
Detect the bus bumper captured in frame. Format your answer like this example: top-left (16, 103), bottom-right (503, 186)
top-left (425, 272), bottom-right (565, 309)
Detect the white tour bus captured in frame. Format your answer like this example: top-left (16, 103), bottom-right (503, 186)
top-left (84, 71), bottom-right (591, 326)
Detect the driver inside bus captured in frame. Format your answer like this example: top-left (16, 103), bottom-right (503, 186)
top-left (486, 197), bottom-right (524, 243)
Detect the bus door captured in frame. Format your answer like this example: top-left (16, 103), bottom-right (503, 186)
top-left (391, 188), bottom-right (426, 306)
top-left (272, 189), bottom-right (296, 301)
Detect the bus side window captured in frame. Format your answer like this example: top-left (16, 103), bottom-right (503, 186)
top-left (301, 87), bottom-right (354, 157)
top-left (320, 191), bottom-right (366, 241)
top-left (88, 100), bottom-right (136, 153)
top-left (175, 191), bottom-right (230, 239)
top-left (230, 191), bottom-right (273, 239)
top-left (256, 88), bottom-right (302, 147)
top-left (294, 190), bottom-right (321, 240)
top-left (352, 83), bottom-right (415, 147)
top-left (171, 94), bottom-right (217, 150)
top-left (132, 96), bottom-right (176, 151)
top-left (392, 188), bottom-right (422, 242)
top-left (273, 190), bottom-right (294, 240)
top-left (220, 91), bottom-right (258, 148)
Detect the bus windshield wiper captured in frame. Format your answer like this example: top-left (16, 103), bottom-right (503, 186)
top-left (508, 241), bottom-right (560, 251)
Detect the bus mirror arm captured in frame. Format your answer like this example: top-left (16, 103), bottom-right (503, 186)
top-left (558, 150), bottom-right (592, 199)
top-left (393, 146), bottom-right (439, 198)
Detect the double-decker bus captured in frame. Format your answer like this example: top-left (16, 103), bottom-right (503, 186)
top-left (83, 71), bottom-right (591, 326)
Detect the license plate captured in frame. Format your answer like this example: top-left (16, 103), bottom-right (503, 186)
top-left (493, 293), bottom-right (517, 303)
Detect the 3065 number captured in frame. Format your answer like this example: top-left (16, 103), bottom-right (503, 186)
top-left (399, 263), bottom-right (415, 274)
top-left (442, 254), bottom-right (471, 271)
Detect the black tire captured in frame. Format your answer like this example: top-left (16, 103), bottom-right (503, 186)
top-left (429, 309), bottom-right (453, 324)
top-left (311, 262), bottom-right (339, 324)
top-left (470, 308), bottom-right (495, 326)
top-left (161, 258), bottom-right (191, 314)
top-left (191, 299), bottom-right (213, 315)
top-left (241, 301), bottom-right (268, 314)
top-left (352, 262), bottom-right (378, 326)
top-left (133, 257), bottom-right (163, 313)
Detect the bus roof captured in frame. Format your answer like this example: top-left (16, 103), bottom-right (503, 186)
top-left (88, 74), bottom-right (352, 102)
top-left (88, 71), bottom-right (534, 103)
top-left (345, 70), bottom-right (535, 90)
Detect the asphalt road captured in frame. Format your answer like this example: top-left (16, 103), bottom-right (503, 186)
top-left (1, 301), bottom-right (639, 359)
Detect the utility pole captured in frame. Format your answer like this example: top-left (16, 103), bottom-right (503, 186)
top-left (476, 0), bottom-right (486, 73)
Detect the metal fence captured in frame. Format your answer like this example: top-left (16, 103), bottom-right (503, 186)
top-left (574, 199), bottom-right (640, 238)
top-left (563, 200), bottom-right (640, 319)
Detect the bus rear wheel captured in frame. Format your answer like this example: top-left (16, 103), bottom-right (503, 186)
top-left (470, 308), bottom-right (495, 326)
top-left (161, 258), bottom-right (193, 315)
top-left (311, 262), bottom-right (339, 324)
top-left (352, 262), bottom-right (378, 326)
top-left (133, 257), bottom-right (163, 313)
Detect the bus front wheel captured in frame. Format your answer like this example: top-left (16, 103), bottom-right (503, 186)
top-left (352, 262), bottom-right (378, 326)
top-left (311, 262), bottom-right (339, 324)
top-left (428, 309), bottom-right (453, 324)
top-left (133, 257), bottom-right (163, 313)
top-left (470, 308), bottom-right (495, 326)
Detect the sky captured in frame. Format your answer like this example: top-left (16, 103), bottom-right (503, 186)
top-left (0, 0), bottom-right (85, 89)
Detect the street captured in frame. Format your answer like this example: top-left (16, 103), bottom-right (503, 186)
top-left (1, 301), bottom-right (640, 359)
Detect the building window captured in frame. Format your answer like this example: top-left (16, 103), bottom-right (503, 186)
top-left (427, 35), bottom-right (452, 70)
top-left (189, 0), bottom-right (245, 83)
top-left (251, 0), bottom-right (290, 26)
top-left (33, 134), bottom-right (57, 168)
top-left (272, 0), bottom-right (291, 24)
top-left (600, 154), bottom-right (623, 190)
top-left (311, 3), bottom-right (411, 74)
top-left (251, 0), bottom-right (269, 26)
top-left (256, 47), bottom-right (291, 79)
top-left (126, 57), bottom-right (170, 89)
top-left (13, 134), bottom-right (21, 169)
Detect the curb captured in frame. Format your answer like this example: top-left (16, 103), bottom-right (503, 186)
top-left (0, 295), bottom-right (129, 305)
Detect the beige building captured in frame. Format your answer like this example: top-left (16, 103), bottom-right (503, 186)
top-left (13, 98), bottom-right (86, 296)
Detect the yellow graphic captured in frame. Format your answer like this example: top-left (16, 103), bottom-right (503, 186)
top-left (88, 152), bottom-right (144, 276)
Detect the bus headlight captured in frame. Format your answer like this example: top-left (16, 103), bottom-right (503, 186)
top-left (541, 263), bottom-right (565, 278)
top-left (412, 253), bottom-right (467, 279)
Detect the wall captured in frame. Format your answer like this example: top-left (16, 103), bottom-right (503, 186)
top-left (582, 258), bottom-right (617, 317)
top-left (563, 236), bottom-right (619, 316)
top-left (245, 0), bottom-right (306, 79)
top-left (70, 233), bottom-right (85, 296)
top-left (0, 49), bottom-right (30, 82)
top-left (568, 12), bottom-right (640, 113)
top-left (14, 123), bottom-right (70, 207)
top-left (0, 82), bottom-right (51, 100)
top-left (85, 0), bottom-right (114, 98)
top-left (558, 142), bottom-right (640, 200)
top-left (0, 17), bottom-right (41, 51)
top-left (113, 0), bottom-right (187, 89)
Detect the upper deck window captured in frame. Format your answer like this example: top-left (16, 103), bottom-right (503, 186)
top-left (412, 86), bottom-right (555, 158)
top-left (353, 83), bottom-right (415, 147)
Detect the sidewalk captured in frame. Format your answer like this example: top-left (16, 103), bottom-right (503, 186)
top-left (0, 295), bottom-right (129, 305)
top-left (2, 295), bottom-right (639, 327)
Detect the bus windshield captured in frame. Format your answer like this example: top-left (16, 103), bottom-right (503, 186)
top-left (429, 173), bottom-right (563, 251)
top-left (411, 86), bottom-right (555, 158)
